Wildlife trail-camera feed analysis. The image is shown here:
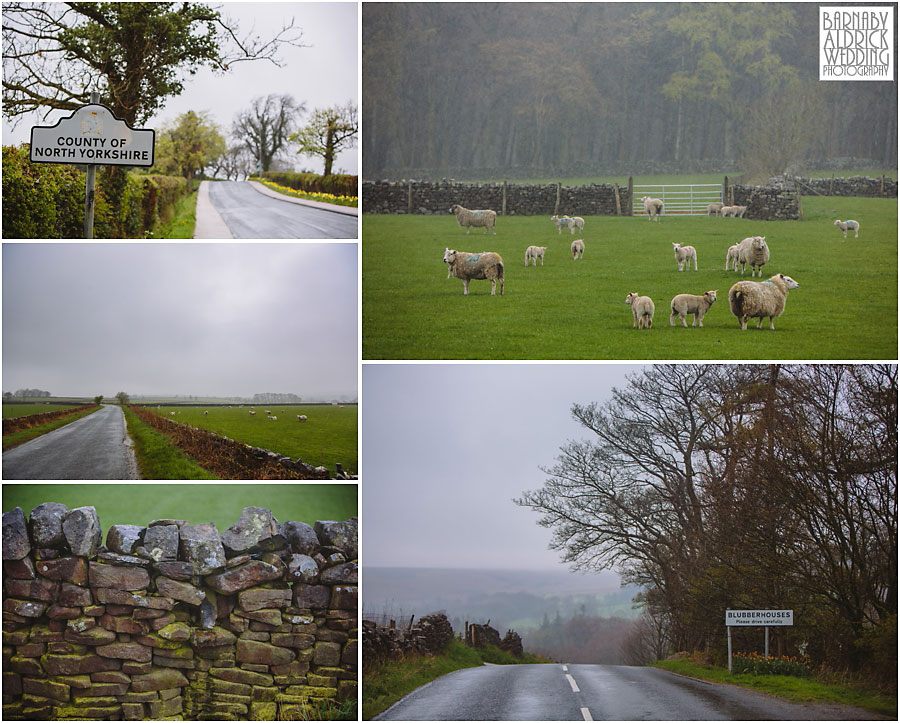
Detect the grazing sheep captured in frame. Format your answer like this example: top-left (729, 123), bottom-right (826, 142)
top-left (525, 245), bottom-right (547, 266)
top-left (733, 205), bottom-right (748, 218)
top-left (267, 415), bottom-right (278, 421)
top-left (566, 216), bottom-right (585, 234)
top-left (833, 219), bottom-right (860, 238)
top-left (725, 244), bottom-right (740, 271)
top-left (735, 235), bottom-right (770, 277)
top-left (443, 247), bottom-right (505, 295)
top-left (706, 202), bottom-right (724, 216)
top-left (169, 412), bottom-right (176, 416)
top-left (550, 214), bottom-right (570, 234)
top-left (249, 411), bottom-right (256, 415)
top-left (625, 292), bottom-right (655, 329)
top-left (728, 273), bottom-right (799, 330)
top-left (720, 205), bottom-right (737, 217)
top-left (203, 410), bottom-right (208, 416)
top-left (297, 415), bottom-right (308, 421)
top-left (670, 290), bottom-right (717, 327)
top-left (641, 196), bottom-right (664, 222)
top-left (672, 242), bottom-right (698, 271)
top-left (450, 204), bottom-right (497, 234)
top-left (571, 238), bottom-right (584, 260)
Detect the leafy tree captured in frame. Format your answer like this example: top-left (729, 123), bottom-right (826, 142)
top-left (93, 395), bottom-right (104, 405)
top-left (290, 102), bottom-right (357, 176)
top-left (232, 94), bottom-right (305, 173)
top-left (115, 391), bottom-right (129, 405)
top-left (151, 110), bottom-right (226, 186)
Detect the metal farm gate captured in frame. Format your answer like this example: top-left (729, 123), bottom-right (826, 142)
top-left (632, 183), bottom-right (722, 216)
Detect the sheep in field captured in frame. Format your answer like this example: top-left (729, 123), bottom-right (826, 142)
top-left (625, 292), bottom-right (655, 329)
top-left (735, 236), bottom-right (769, 277)
top-left (450, 204), bottom-right (497, 234)
top-left (169, 412), bottom-right (176, 416)
top-left (833, 219), bottom-right (860, 238)
top-left (670, 290), bottom-right (717, 327)
top-left (672, 242), bottom-right (698, 271)
top-left (707, 202), bottom-right (724, 216)
top-left (733, 205), bottom-right (748, 218)
top-left (249, 411), bottom-right (256, 415)
top-left (203, 410), bottom-right (208, 416)
top-left (550, 215), bottom-right (570, 234)
top-left (267, 415), bottom-right (278, 421)
top-left (720, 205), bottom-right (737, 217)
top-left (641, 196), bottom-right (664, 222)
top-left (571, 238), bottom-right (585, 260)
top-left (725, 244), bottom-right (740, 271)
top-left (566, 216), bottom-right (585, 234)
top-left (525, 245), bottom-right (547, 266)
top-left (297, 415), bottom-right (308, 421)
top-left (728, 273), bottom-right (799, 330)
top-left (443, 248), bottom-right (504, 295)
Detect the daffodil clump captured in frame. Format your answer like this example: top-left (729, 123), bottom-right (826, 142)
top-left (732, 651), bottom-right (812, 677)
top-left (254, 178), bottom-right (358, 208)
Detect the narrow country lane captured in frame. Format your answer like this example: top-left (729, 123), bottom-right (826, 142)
top-left (201, 181), bottom-right (358, 239)
top-left (2, 405), bottom-right (139, 480)
top-left (375, 663), bottom-right (886, 721)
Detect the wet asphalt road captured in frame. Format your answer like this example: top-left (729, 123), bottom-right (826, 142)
top-left (206, 181), bottom-right (358, 239)
top-left (3, 405), bottom-right (139, 480)
top-left (376, 664), bottom-right (884, 721)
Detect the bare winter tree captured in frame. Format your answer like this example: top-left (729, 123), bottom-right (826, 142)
top-left (232, 94), bottom-right (305, 173)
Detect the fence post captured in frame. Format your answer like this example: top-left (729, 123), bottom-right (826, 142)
top-left (407, 182), bottom-right (413, 215)
top-left (554, 183), bottom-right (561, 215)
top-left (502, 181), bottom-right (507, 216)
top-left (723, 176), bottom-right (729, 206)
top-left (613, 184), bottom-right (621, 216)
top-left (627, 176), bottom-right (633, 216)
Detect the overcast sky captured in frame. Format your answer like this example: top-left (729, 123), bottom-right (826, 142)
top-left (2, 243), bottom-right (357, 399)
top-left (363, 364), bottom-right (643, 571)
top-left (2, 2), bottom-right (358, 174)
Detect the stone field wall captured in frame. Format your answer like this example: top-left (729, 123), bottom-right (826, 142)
top-left (2, 504), bottom-right (357, 721)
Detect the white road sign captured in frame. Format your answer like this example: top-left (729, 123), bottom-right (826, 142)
top-left (30, 104), bottom-right (155, 167)
top-left (725, 609), bottom-right (793, 626)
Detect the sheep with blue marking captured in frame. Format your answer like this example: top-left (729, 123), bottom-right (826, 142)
top-left (833, 219), bottom-right (860, 238)
top-left (443, 247), bottom-right (504, 295)
top-left (450, 204), bottom-right (497, 234)
top-left (550, 215), bottom-right (570, 234)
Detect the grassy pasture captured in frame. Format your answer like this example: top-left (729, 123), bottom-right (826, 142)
top-left (362, 195), bottom-right (897, 360)
top-left (147, 405), bottom-right (358, 475)
top-left (3, 402), bottom-right (86, 418)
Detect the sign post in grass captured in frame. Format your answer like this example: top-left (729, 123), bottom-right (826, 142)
top-left (725, 609), bottom-right (793, 673)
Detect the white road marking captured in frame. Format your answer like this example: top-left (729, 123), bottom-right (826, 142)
top-left (566, 673), bottom-right (580, 693)
top-left (562, 665), bottom-right (568, 672)
top-left (581, 707), bottom-right (593, 721)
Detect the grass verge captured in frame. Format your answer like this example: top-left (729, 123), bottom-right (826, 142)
top-left (150, 189), bottom-right (198, 238)
top-left (2, 406), bottom-right (101, 451)
top-left (652, 659), bottom-right (897, 717)
top-left (363, 639), bottom-right (551, 720)
top-left (121, 405), bottom-right (218, 480)
top-left (251, 177), bottom-right (358, 207)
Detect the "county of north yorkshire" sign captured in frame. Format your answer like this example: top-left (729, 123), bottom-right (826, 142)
top-left (30, 103), bottom-right (155, 166)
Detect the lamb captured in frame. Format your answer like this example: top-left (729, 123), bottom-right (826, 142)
top-left (550, 215), bottom-right (570, 234)
top-left (249, 411), bottom-right (256, 415)
top-left (735, 235), bottom-right (769, 277)
top-left (267, 415), bottom-right (278, 421)
top-left (706, 202), bottom-right (723, 216)
top-left (567, 216), bottom-right (585, 234)
top-left (732, 205), bottom-right (748, 218)
top-left (641, 196), bottom-right (664, 222)
top-left (625, 292), bottom-right (655, 329)
top-left (571, 238), bottom-right (584, 260)
top-left (203, 411), bottom-right (208, 416)
top-left (525, 245), bottom-right (547, 266)
top-left (169, 412), bottom-right (176, 416)
top-left (297, 415), bottom-right (308, 421)
top-left (450, 204), bottom-right (497, 234)
top-left (725, 244), bottom-right (740, 271)
top-left (720, 205), bottom-right (737, 217)
top-left (833, 219), bottom-right (860, 238)
top-left (442, 247), bottom-right (505, 295)
top-left (728, 273), bottom-right (799, 330)
top-left (672, 242), bottom-right (698, 271)
top-left (669, 290), bottom-right (717, 327)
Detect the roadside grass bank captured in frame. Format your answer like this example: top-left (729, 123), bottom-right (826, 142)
top-left (652, 659), bottom-right (897, 717)
top-left (251, 177), bottom-right (359, 207)
top-left (2, 406), bottom-right (101, 451)
top-left (363, 638), bottom-right (550, 720)
top-left (121, 405), bottom-right (218, 480)
top-left (149, 188), bottom-right (198, 238)
top-left (3, 402), bottom-right (87, 419)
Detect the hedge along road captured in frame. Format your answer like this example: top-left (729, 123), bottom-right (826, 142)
top-left (2, 405), bottom-right (139, 480)
top-left (201, 181), bottom-right (358, 239)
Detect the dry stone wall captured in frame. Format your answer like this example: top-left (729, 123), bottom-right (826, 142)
top-left (768, 175), bottom-right (897, 197)
top-left (2, 504), bottom-right (357, 721)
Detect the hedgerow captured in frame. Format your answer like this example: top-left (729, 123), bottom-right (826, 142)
top-left (259, 170), bottom-right (357, 197)
top-left (2, 144), bottom-right (188, 238)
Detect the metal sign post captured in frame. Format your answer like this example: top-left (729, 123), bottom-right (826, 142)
top-left (83, 92), bottom-right (100, 238)
top-left (725, 609), bottom-right (793, 673)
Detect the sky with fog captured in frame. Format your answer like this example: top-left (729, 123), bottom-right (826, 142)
top-left (2, 243), bottom-right (357, 400)
top-left (2, 2), bottom-right (358, 174)
top-left (363, 364), bottom-right (643, 571)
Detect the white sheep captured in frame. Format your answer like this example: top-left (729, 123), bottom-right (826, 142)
top-left (728, 273), bottom-right (799, 330)
top-left (524, 245), bottom-right (547, 266)
top-left (267, 415), bottom-right (278, 421)
top-left (725, 244), bottom-right (740, 271)
top-left (249, 411), bottom-right (256, 415)
top-left (641, 196), bottom-right (664, 222)
top-left (567, 216), bottom-right (585, 234)
top-left (203, 411), bottom-right (208, 416)
top-left (669, 290), bottom-right (717, 327)
top-left (625, 292), bottom-right (655, 329)
top-left (720, 205), bottom-right (737, 217)
top-left (733, 205), bottom-right (748, 218)
top-left (736, 235), bottom-right (769, 277)
top-left (833, 219), bottom-right (860, 238)
top-left (297, 415), bottom-right (308, 421)
top-left (672, 242), bottom-right (698, 271)
top-left (450, 204), bottom-right (497, 234)
top-left (571, 238), bottom-right (584, 260)
top-left (706, 202), bottom-right (723, 217)
top-left (550, 215), bottom-right (570, 234)
top-left (443, 247), bottom-right (504, 296)
top-left (169, 412), bottom-right (176, 417)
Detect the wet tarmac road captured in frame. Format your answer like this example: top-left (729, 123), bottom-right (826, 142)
top-left (3, 405), bottom-right (139, 480)
top-left (376, 664), bottom-right (885, 721)
top-left (206, 181), bottom-right (358, 239)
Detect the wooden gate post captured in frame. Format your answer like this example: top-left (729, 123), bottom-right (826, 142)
top-left (407, 182), bottom-right (413, 215)
top-left (554, 183), bottom-right (561, 215)
top-left (627, 176), bottom-right (633, 216)
top-left (613, 184), bottom-right (621, 216)
top-left (502, 181), bottom-right (508, 216)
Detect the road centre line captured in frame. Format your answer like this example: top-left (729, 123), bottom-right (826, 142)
top-left (565, 673), bottom-right (580, 693)
top-left (581, 707), bottom-right (594, 721)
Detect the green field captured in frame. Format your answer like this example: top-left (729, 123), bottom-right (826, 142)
top-left (147, 405), bottom-right (358, 475)
top-left (3, 402), bottom-right (87, 418)
top-left (1, 483), bottom-right (357, 530)
top-left (363, 195), bottom-right (897, 359)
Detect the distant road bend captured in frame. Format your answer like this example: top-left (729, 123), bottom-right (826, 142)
top-left (376, 663), bottom-right (885, 721)
top-left (2, 404), bottom-right (139, 480)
